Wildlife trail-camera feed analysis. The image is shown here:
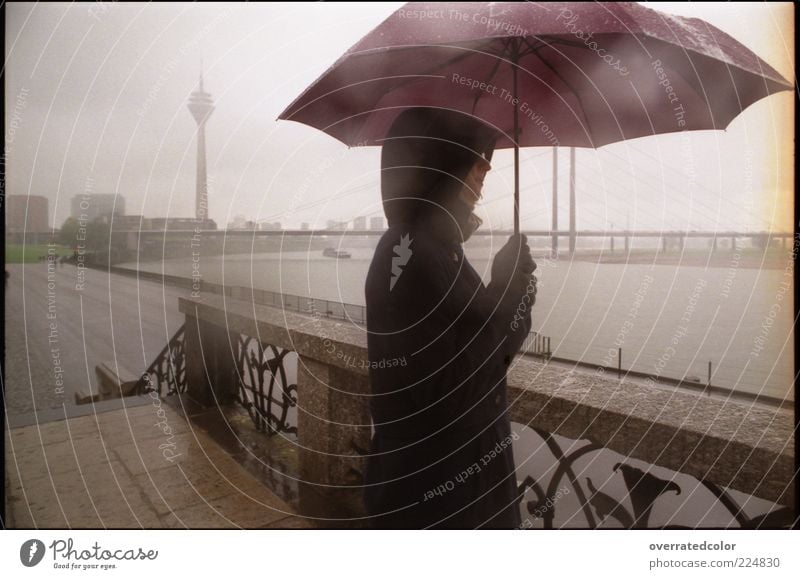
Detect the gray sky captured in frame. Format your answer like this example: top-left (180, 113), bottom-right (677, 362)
top-left (5, 2), bottom-right (794, 232)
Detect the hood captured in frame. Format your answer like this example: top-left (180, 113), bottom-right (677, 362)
top-left (380, 107), bottom-right (497, 244)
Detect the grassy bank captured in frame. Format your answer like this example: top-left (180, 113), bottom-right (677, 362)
top-left (5, 244), bottom-right (72, 264)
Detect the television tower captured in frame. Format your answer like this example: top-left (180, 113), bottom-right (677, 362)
top-left (187, 67), bottom-right (215, 224)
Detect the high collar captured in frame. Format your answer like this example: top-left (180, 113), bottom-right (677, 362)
top-left (417, 196), bottom-right (482, 247)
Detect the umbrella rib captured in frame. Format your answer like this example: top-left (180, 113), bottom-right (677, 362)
top-left (524, 36), bottom-right (597, 147)
top-left (519, 38), bottom-right (549, 58)
top-left (351, 42), bottom-right (480, 71)
top-left (375, 45), bottom-right (487, 103)
top-left (282, 74), bottom-right (453, 121)
top-left (470, 57), bottom-right (504, 115)
top-left (282, 45), bottom-right (481, 120)
top-left (477, 37), bottom-right (552, 128)
top-left (540, 34), bottom-right (707, 100)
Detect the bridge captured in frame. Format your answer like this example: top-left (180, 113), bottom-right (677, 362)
top-left (93, 227), bottom-right (794, 265)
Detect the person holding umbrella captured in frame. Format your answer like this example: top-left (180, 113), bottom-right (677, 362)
top-left (363, 107), bottom-right (536, 529)
top-left (278, 1), bottom-right (792, 531)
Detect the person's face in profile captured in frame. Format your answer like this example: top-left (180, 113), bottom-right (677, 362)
top-left (459, 155), bottom-right (492, 210)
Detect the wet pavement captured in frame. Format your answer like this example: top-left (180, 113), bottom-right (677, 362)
top-left (4, 398), bottom-right (312, 529)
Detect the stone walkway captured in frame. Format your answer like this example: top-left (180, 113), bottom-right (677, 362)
top-left (4, 401), bottom-right (312, 528)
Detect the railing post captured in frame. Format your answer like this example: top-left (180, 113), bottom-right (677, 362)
top-left (296, 355), bottom-right (371, 519)
top-left (183, 314), bottom-right (238, 407)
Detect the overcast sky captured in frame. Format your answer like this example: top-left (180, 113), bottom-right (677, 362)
top-left (5, 2), bottom-right (795, 232)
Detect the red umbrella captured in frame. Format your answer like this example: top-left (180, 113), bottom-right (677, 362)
top-left (278, 2), bottom-right (792, 233)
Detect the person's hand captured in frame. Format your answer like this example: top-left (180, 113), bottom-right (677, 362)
top-left (491, 234), bottom-right (536, 296)
top-left (490, 235), bottom-right (537, 332)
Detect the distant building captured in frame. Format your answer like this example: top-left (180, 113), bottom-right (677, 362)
top-left (228, 218), bottom-right (258, 230)
top-left (259, 222), bottom-right (282, 231)
top-left (70, 193), bottom-right (125, 221)
top-left (326, 219), bottom-right (348, 231)
top-left (353, 216), bottom-right (367, 231)
top-left (110, 215), bottom-right (152, 230)
top-left (300, 222), bottom-right (310, 230)
top-left (228, 215), bottom-right (247, 230)
top-left (149, 217), bottom-right (216, 231)
top-left (6, 195), bottom-right (49, 232)
top-left (369, 216), bottom-right (384, 231)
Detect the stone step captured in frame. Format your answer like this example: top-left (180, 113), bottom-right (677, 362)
top-left (75, 361), bottom-right (141, 404)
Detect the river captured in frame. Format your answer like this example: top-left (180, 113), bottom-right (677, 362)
top-left (124, 241), bottom-right (794, 402)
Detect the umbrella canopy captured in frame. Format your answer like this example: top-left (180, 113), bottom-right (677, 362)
top-left (278, 2), bottom-right (792, 229)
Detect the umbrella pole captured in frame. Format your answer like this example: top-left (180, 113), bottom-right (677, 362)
top-left (512, 46), bottom-right (520, 235)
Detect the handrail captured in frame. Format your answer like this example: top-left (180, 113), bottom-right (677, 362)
top-left (135, 324), bottom-right (187, 396)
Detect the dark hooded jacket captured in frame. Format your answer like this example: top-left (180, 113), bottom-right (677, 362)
top-left (363, 108), bottom-right (532, 529)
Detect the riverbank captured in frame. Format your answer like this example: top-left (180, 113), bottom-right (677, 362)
top-left (5, 243), bottom-right (72, 264)
top-left (562, 247), bottom-right (793, 269)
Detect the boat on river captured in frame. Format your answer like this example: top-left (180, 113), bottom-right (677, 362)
top-left (323, 247), bottom-right (351, 259)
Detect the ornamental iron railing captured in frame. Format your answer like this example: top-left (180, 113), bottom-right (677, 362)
top-left (515, 427), bottom-right (793, 529)
top-left (135, 325), bottom-right (187, 396)
top-left (235, 335), bottom-right (298, 436)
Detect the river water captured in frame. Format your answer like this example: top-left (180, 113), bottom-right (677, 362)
top-left (126, 242), bottom-right (794, 401)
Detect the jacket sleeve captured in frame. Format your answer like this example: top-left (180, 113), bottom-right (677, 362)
top-left (486, 278), bottom-right (533, 362)
top-left (413, 238), bottom-right (532, 366)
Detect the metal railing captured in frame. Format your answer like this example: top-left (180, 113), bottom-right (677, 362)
top-left (136, 322), bottom-right (298, 437)
top-left (522, 332), bottom-right (552, 358)
top-left (136, 324), bottom-right (187, 396)
top-left (515, 426), bottom-right (794, 529)
top-left (265, 291), bottom-right (367, 325)
top-left (235, 335), bottom-right (298, 436)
